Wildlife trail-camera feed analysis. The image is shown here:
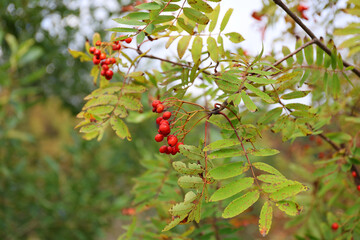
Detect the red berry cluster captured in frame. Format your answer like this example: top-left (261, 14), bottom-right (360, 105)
top-left (89, 43), bottom-right (116, 80)
top-left (152, 100), bottom-right (183, 155)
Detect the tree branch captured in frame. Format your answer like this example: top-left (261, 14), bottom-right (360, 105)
top-left (272, 0), bottom-right (360, 78)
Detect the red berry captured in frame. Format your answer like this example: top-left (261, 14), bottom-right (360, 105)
top-left (152, 100), bottom-right (161, 108)
top-left (160, 120), bottom-right (169, 125)
top-left (357, 185), bottom-right (360, 191)
top-left (102, 64), bottom-right (109, 71)
top-left (156, 104), bottom-right (165, 113)
top-left (171, 147), bottom-right (177, 155)
top-left (105, 58), bottom-right (111, 65)
top-left (93, 56), bottom-right (100, 65)
top-left (114, 40), bottom-right (119, 44)
top-left (331, 222), bottom-right (339, 231)
top-left (155, 134), bottom-right (164, 142)
top-left (109, 57), bottom-right (116, 64)
top-left (89, 47), bottom-right (96, 54)
top-left (159, 145), bottom-right (167, 153)
top-left (105, 70), bottom-right (113, 78)
top-left (156, 117), bottom-right (163, 125)
top-left (94, 49), bottom-right (101, 56)
top-left (163, 111), bottom-right (171, 120)
top-left (167, 146), bottom-right (172, 154)
top-left (159, 124), bottom-right (170, 134)
top-left (105, 75), bottom-right (112, 80)
top-left (112, 44), bottom-right (118, 50)
top-left (175, 142), bottom-right (183, 152)
top-left (125, 37), bottom-right (132, 43)
top-left (352, 171), bottom-right (357, 178)
top-left (168, 136), bottom-right (178, 147)
top-left (100, 53), bottom-right (107, 60)
top-left (152, 107), bottom-right (157, 112)
top-left (95, 40), bottom-right (101, 46)
top-left (100, 69), bottom-right (106, 76)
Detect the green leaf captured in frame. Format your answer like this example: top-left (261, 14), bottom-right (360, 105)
top-left (316, 46), bottom-right (324, 66)
top-left (125, 12), bottom-right (150, 20)
top-left (177, 35), bottom-right (192, 59)
top-left (183, 7), bottom-right (210, 25)
top-left (244, 83), bottom-right (274, 103)
top-left (119, 95), bottom-right (143, 111)
top-left (68, 49), bottom-right (91, 62)
top-left (208, 148), bottom-right (245, 159)
top-left (207, 37), bottom-right (219, 62)
top-left (282, 46), bottom-right (294, 66)
top-left (250, 148), bottom-right (280, 157)
top-left (165, 35), bottom-right (179, 49)
top-left (304, 39), bottom-right (314, 65)
top-left (281, 91), bottom-right (310, 100)
top-left (295, 38), bottom-right (304, 64)
top-left (114, 105), bottom-right (128, 118)
top-left (179, 145), bottom-right (204, 161)
top-left (276, 201), bottom-right (303, 216)
top-left (152, 15), bottom-right (175, 24)
top-left (110, 116), bottom-right (131, 141)
top-left (214, 78), bottom-right (239, 93)
top-left (258, 174), bottom-right (286, 184)
top-left (113, 18), bottom-right (146, 26)
top-left (191, 36), bottom-right (203, 62)
top-left (169, 202), bottom-right (194, 216)
top-left (208, 4), bottom-right (220, 32)
top-left (210, 177), bottom-right (254, 202)
top-left (203, 139), bottom-right (241, 151)
top-left (286, 103), bottom-right (311, 111)
top-left (241, 91), bottom-right (257, 112)
top-left (222, 190), bottom-right (260, 218)
top-left (136, 31), bottom-right (145, 44)
top-left (177, 18), bottom-right (194, 35)
top-left (208, 162), bottom-right (249, 180)
top-left (87, 105), bottom-right (114, 115)
top-left (247, 76), bottom-right (276, 84)
top-left (162, 215), bottom-right (187, 232)
top-left (135, 2), bottom-right (161, 10)
top-left (79, 124), bottom-right (98, 133)
top-left (122, 84), bottom-right (147, 93)
top-left (324, 132), bottom-right (352, 144)
top-left (178, 175), bottom-right (203, 189)
top-left (225, 32), bottom-right (244, 43)
top-left (258, 107), bottom-right (282, 125)
top-left (269, 183), bottom-right (309, 201)
top-left (334, 27), bottom-right (360, 35)
top-left (252, 162), bottom-right (283, 176)
top-left (220, 8), bottom-right (233, 32)
top-left (259, 201), bottom-right (273, 237)
top-left (83, 95), bottom-right (118, 110)
top-left (188, 0), bottom-right (213, 13)
top-left (106, 27), bottom-right (138, 33)
top-left (172, 161), bottom-right (204, 175)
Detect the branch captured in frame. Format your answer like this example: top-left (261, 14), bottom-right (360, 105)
top-left (272, 0), bottom-right (360, 78)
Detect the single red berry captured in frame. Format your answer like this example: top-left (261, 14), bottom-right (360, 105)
top-left (152, 107), bottom-right (157, 112)
top-left (100, 69), bottom-right (106, 76)
top-left (95, 40), bottom-right (101, 46)
top-left (331, 222), bottom-right (339, 231)
top-left (105, 58), bottom-right (111, 65)
top-left (175, 142), bottom-right (183, 152)
top-left (114, 40), bottom-right (119, 44)
top-left (160, 120), bottom-right (169, 125)
top-left (167, 146), bottom-right (172, 154)
top-left (110, 57), bottom-right (116, 64)
top-left (352, 171), bottom-right (357, 177)
top-left (112, 44), bottom-right (118, 50)
top-left (155, 134), bottom-right (164, 142)
top-left (156, 104), bottom-right (165, 113)
top-left (159, 145), bottom-right (167, 153)
top-left (100, 53), bottom-right (107, 60)
top-left (152, 100), bottom-right (161, 108)
top-left (102, 64), bottom-right (109, 71)
top-left (163, 111), bottom-right (171, 120)
top-left (89, 47), bottom-right (96, 54)
top-left (125, 37), bottom-right (132, 44)
top-left (171, 147), bottom-right (177, 155)
top-left (156, 117), bottom-right (163, 125)
top-left (94, 49), bottom-right (101, 56)
top-left (168, 136), bottom-right (178, 147)
top-left (105, 70), bottom-right (113, 78)
top-left (105, 75), bottom-right (112, 80)
top-left (93, 56), bottom-right (101, 65)
top-left (159, 124), bottom-right (170, 134)
top-left (357, 185), bottom-right (360, 191)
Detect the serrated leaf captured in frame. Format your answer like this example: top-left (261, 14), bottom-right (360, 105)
top-left (162, 215), bottom-right (187, 232)
top-left (241, 91), bottom-right (257, 112)
top-left (169, 202), bottom-right (194, 216)
top-left (210, 177), bottom-right (254, 202)
top-left (191, 36), bottom-right (203, 62)
top-left (276, 200), bottom-right (303, 216)
top-left (188, 0), bottom-right (213, 13)
top-left (244, 83), bottom-right (274, 103)
top-left (258, 174), bottom-right (287, 184)
top-left (252, 162), bottom-right (283, 176)
top-left (269, 183), bottom-right (308, 201)
top-left (178, 175), bottom-right (203, 189)
top-left (208, 148), bottom-right (245, 159)
top-left (172, 161), bottom-right (204, 175)
top-left (258, 107), bottom-right (282, 125)
top-left (122, 84), bottom-right (147, 93)
top-left (184, 191), bottom-right (197, 203)
top-left (80, 124), bottom-right (98, 133)
top-left (203, 139), bottom-right (241, 151)
top-left (225, 32), bottom-right (244, 43)
top-left (208, 4), bottom-right (220, 32)
top-left (207, 37), bottom-right (219, 62)
top-left (83, 95), bottom-right (118, 110)
top-left (220, 8), bottom-right (233, 32)
top-left (214, 78), bottom-right (239, 93)
top-left (84, 86), bottom-right (121, 100)
top-left (113, 105), bottom-right (128, 118)
top-left (250, 148), bottom-right (280, 157)
top-left (87, 105), bottom-right (114, 115)
top-left (208, 162), bottom-right (249, 180)
top-left (183, 7), bottom-right (209, 25)
top-left (119, 95), bottom-right (143, 111)
top-left (110, 116), bottom-right (131, 141)
top-left (179, 145), bottom-right (204, 161)
top-left (281, 91), bottom-right (310, 100)
top-left (177, 35), bottom-right (192, 59)
top-left (247, 76), bottom-right (276, 85)
top-left (222, 190), bottom-right (260, 218)
top-left (259, 201), bottom-right (273, 237)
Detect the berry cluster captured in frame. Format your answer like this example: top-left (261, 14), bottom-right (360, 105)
top-left (88, 36), bottom-right (133, 81)
top-left (152, 100), bottom-right (183, 155)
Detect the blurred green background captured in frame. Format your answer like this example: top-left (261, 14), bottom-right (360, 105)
top-left (0, 1), bottom-right (148, 239)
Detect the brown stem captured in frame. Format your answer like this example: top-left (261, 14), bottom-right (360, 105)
top-left (273, 0), bottom-right (360, 78)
